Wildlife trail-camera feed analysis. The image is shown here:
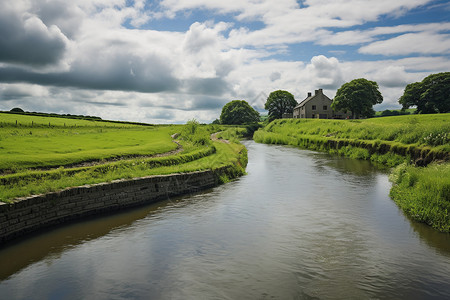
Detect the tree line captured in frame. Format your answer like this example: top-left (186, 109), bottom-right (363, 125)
top-left (217, 72), bottom-right (449, 125)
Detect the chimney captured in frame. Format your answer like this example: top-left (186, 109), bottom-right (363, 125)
top-left (307, 92), bottom-right (312, 97)
top-left (315, 89), bottom-right (319, 95)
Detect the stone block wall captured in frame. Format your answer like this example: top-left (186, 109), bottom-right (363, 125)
top-left (0, 170), bottom-right (222, 243)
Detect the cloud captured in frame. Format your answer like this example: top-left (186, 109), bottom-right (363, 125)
top-left (0, 54), bottom-right (180, 93)
top-left (29, 0), bottom-right (86, 38)
top-left (0, 84), bottom-right (47, 100)
top-left (306, 55), bottom-right (345, 90)
top-left (183, 77), bottom-right (230, 96)
top-left (359, 32), bottom-right (450, 56)
top-left (0, 0), bottom-right (448, 123)
top-left (0, 3), bottom-right (68, 66)
top-left (270, 72), bottom-right (281, 81)
top-left (372, 66), bottom-right (417, 88)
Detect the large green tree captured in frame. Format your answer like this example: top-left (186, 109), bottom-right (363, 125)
top-left (399, 72), bottom-right (450, 114)
top-left (220, 100), bottom-right (260, 125)
top-left (264, 90), bottom-right (297, 122)
top-left (332, 78), bottom-right (383, 118)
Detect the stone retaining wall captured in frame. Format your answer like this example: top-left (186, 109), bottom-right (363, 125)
top-left (0, 169), bottom-right (224, 243)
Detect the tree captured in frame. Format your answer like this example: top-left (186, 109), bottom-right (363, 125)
top-left (10, 107), bottom-right (24, 113)
top-left (399, 72), bottom-right (450, 114)
top-left (220, 100), bottom-right (260, 125)
top-left (264, 90), bottom-right (297, 122)
top-left (332, 78), bottom-right (383, 118)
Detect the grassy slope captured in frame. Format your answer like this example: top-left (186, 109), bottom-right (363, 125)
top-left (254, 114), bottom-right (450, 232)
top-left (390, 163), bottom-right (449, 232)
top-left (255, 114), bottom-right (449, 166)
top-left (0, 113), bottom-right (178, 171)
top-left (0, 114), bottom-right (247, 203)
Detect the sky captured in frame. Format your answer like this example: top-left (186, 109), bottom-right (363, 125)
top-left (0, 0), bottom-right (449, 124)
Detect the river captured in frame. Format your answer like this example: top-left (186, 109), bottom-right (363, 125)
top-left (0, 141), bottom-right (449, 299)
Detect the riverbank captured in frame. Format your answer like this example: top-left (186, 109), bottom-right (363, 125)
top-left (254, 114), bottom-right (449, 232)
top-left (0, 164), bottom-right (245, 243)
top-left (0, 139), bottom-right (247, 242)
top-left (0, 115), bottom-right (248, 242)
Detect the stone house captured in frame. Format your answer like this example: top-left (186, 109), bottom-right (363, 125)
top-left (292, 89), bottom-right (350, 119)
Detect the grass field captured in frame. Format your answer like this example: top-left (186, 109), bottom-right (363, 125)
top-left (0, 113), bottom-right (180, 172)
top-left (0, 113), bottom-right (247, 203)
top-left (254, 114), bottom-right (450, 232)
top-left (255, 114), bottom-right (449, 166)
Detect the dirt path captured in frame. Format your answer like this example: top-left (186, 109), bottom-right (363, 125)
top-left (210, 132), bottom-right (230, 144)
top-left (64, 139), bottom-right (184, 169)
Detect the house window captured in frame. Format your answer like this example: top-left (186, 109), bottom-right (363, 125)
top-left (323, 105), bottom-right (327, 110)
top-left (312, 105), bottom-right (316, 110)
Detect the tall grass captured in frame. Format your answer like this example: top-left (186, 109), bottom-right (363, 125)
top-left (255, 114), bottom-right (449, 166)
top-left (260, 114), bottom-right (449, 149)
top-left (390, 163), bottom-right (450, 232)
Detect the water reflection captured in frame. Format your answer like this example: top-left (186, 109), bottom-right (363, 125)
top-left (0, 141), bottom-right (449, 299)
top-left (0, 194), bottom-right (206, 281)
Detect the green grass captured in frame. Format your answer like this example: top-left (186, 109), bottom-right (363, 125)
top-left (254, 114), bottom-right (449, 166)
top-left (390, 163), bottom-right (450, 232)
top-left (260, 114), bottom-right (449, 147)
top-left (0, 114), bottom-right (247, 203)
top-left (0, 113), bottom-right (179, 171)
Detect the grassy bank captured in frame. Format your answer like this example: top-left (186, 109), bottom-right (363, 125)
top-left (254, 114), bottom-right (450, 232)
top-left (254, 114), bottom-right (449, 167)
top-left (0, 114), bottom-right (247, 203)
top-left (390, 163), bottom-right (449, 232)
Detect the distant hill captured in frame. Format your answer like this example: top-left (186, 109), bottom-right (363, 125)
top-left (1, 109), bottom-right (153, 126)
top-left (4, 109), bottom-right (102, 121)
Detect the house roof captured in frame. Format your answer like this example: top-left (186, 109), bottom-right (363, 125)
top-left (294, 89), bottom-right (331, 109)
top-left (294, 95), bottom-right (314, 109)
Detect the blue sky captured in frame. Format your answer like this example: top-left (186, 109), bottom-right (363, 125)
top-left (0, 0), bottom-right (449, 123)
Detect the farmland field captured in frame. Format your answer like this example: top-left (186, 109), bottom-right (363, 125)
top-left (0, 113), bottom-right (179, 171)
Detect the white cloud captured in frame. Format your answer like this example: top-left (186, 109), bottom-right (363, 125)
top-left (306, 55), bottom-right (345, 90)
top-left (359, 32), bottom-right (450, 56)
top-left (0, 0), bottom-right (449, 123)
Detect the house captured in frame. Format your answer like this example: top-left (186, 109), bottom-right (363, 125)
top-left (292, 89), bottom-right (350, 119)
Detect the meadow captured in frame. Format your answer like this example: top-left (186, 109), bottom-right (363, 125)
top-left (0, 113), bottom-right (179, 172)
top-left (254, 114), bottom-right (450, 232)
top-left (0, 114), bottom-right (247, 203)
top-left (255, 114), bottom-right (449, 166)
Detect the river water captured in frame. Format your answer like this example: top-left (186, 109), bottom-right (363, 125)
top-left (0, 141), bottom-right (449, 299)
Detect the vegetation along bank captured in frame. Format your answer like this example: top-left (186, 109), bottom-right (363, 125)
top-left (254, 114), bottom-right (450, 232)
